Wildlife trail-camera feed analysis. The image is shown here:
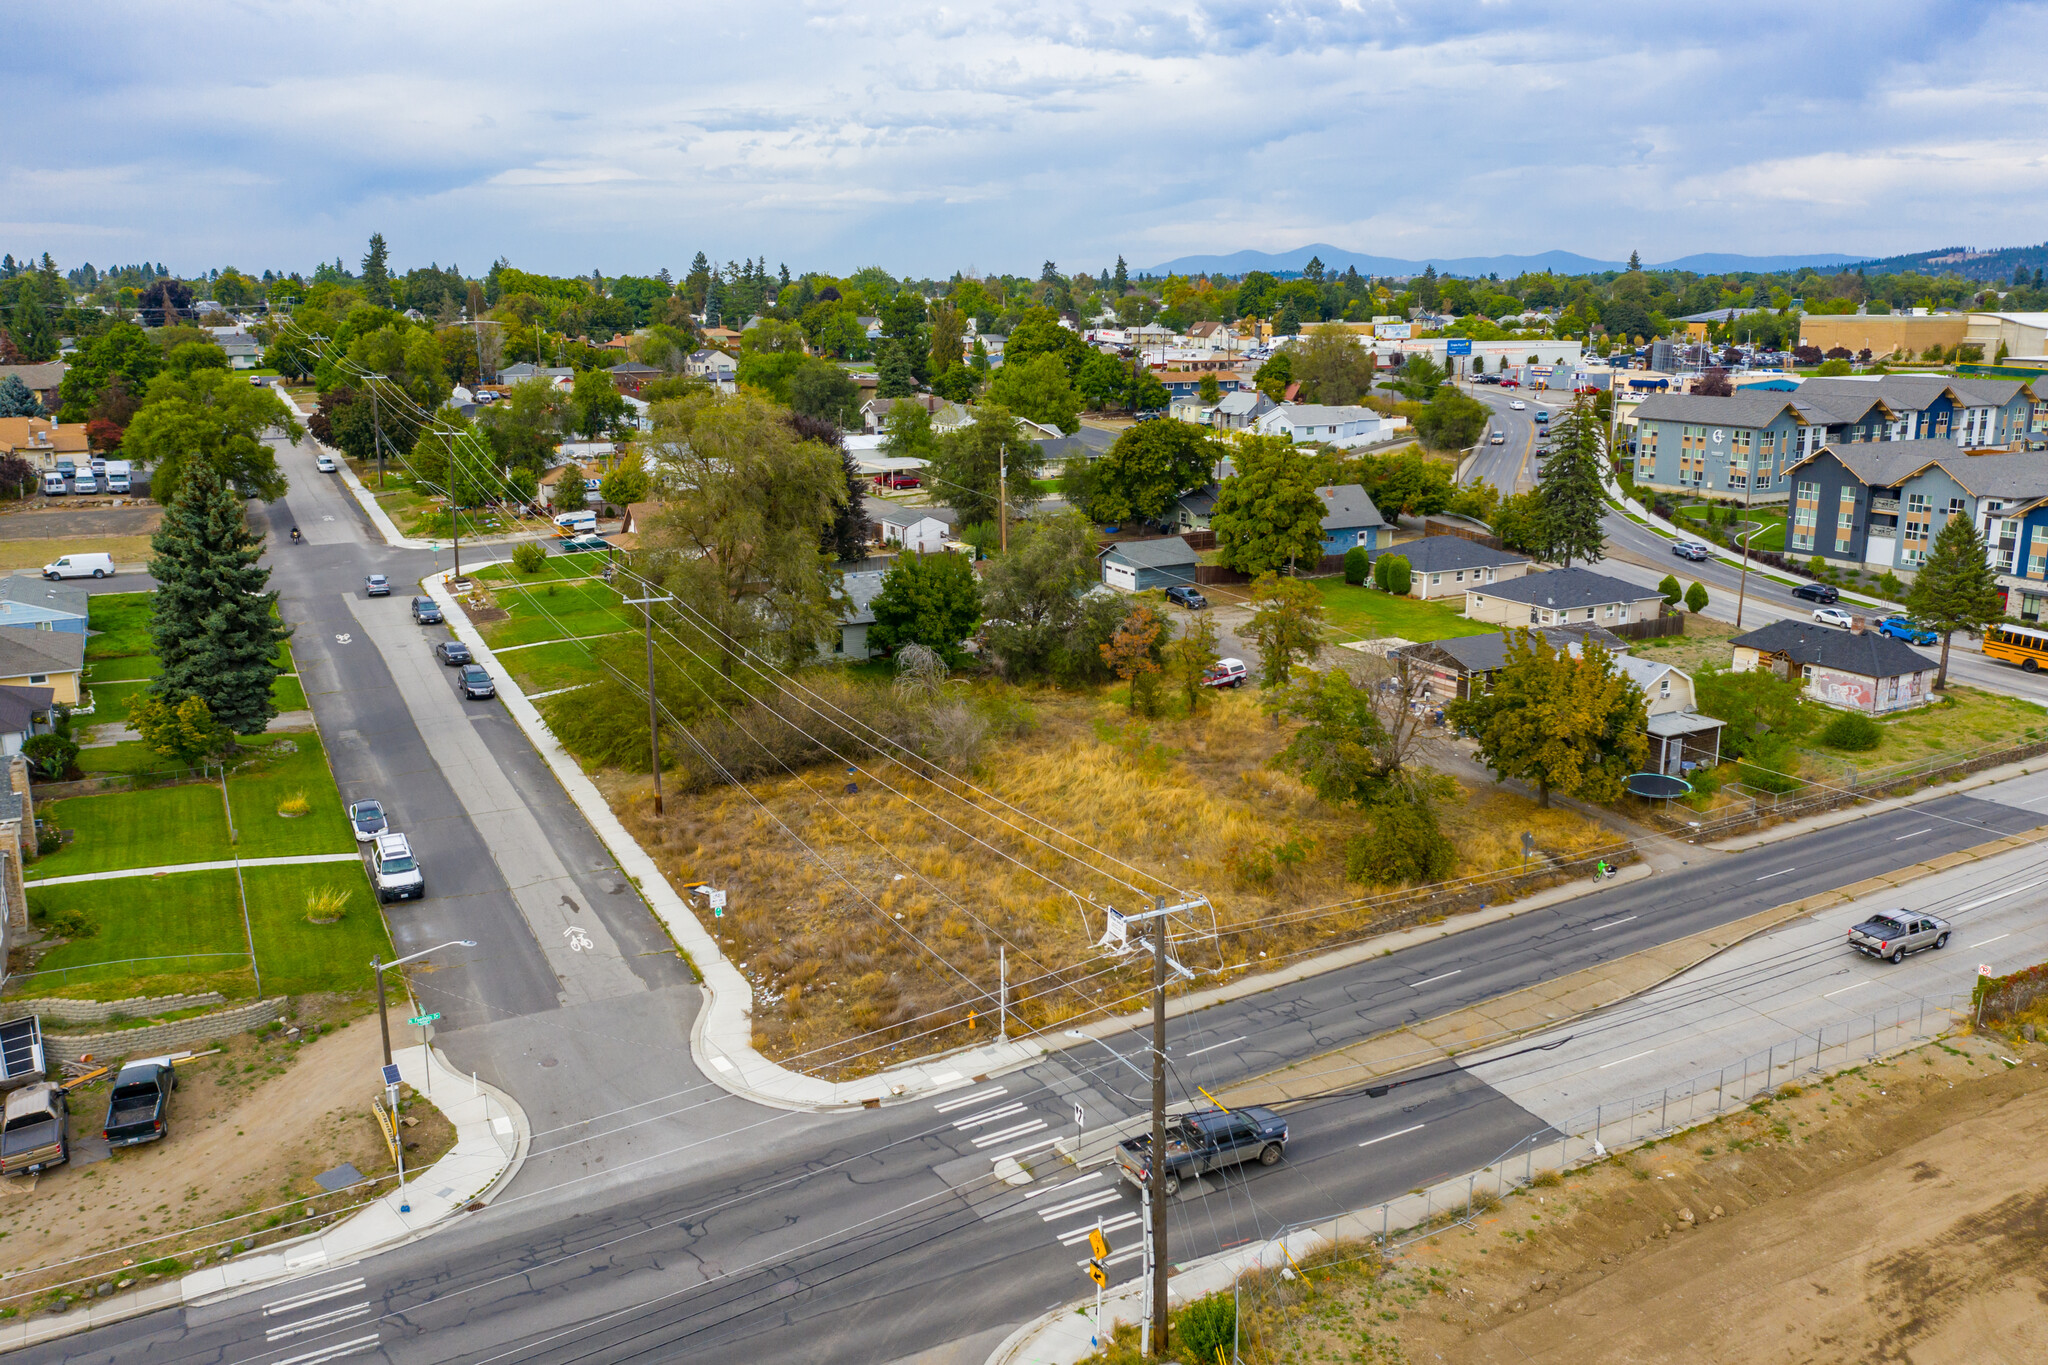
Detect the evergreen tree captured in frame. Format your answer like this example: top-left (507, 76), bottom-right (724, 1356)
top-left (146, 463), bottom-right (291, 736)
top-left (1905, 512), bottom-right (2003, 689)
top-left (790, 411), bottom-right (868, 562)
top-left (875, 339), bottom-right (914, 398)
top-left (1113, 255), bottom-right (1129, 294)
top-left (361, 233), bottom-right (393, 306)
top-left (10, 283), bottom-right (56, 362)
top-left (1533, 396), bottom-right (1608, 567)
top-left (0, 375), bottom-right (40, 418)
top-left (1627, 249), bottom-right (1642, 271)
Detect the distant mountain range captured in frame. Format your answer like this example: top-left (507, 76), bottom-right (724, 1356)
top-left (1136, 244), bottom-right (1869, 279)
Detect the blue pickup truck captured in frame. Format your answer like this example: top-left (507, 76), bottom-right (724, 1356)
top-left (1115, 1106), bottom-right (1289, 1197)
top-left (1875, 615), bottom-right (1938, 646)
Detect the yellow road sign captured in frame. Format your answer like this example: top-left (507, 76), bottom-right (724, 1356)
top-left (1088, 1227), bottom-right (1110, 1260)
top-left (1086, 1259), bottom-right (1108, 1288)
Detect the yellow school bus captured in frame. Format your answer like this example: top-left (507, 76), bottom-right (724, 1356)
top-left (1982, 621), bottom-right (2048, 672)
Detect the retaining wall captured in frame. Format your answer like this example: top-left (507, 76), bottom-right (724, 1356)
top-left (9, 992), bottom-right (228, 1025)
top-left (43, 999), bottom-right (288, 1065)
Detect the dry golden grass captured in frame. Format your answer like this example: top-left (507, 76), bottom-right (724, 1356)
top-left (606, 684), bottom-right (1615, 1077)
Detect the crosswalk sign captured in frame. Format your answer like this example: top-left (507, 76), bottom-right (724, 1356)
top-left (1086, 1259), bottom-right (1108, 1288)
top-left (1089, 1226), bottom-right (1110, 1260)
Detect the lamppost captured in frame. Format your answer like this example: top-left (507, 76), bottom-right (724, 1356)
top-left (371, 941), bottom-right (477, 1069)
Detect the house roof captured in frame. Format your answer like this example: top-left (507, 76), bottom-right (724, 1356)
top-left (1273, 404), bottom-right (1378, 426)
top-left (1398, 623), bottom-right (1625, 675)
top-left (0, 578), bottom-right (87, 620)
top-left (1315, 484), bottom-right (1384, 531)
top-left (0, 363), bottom-right (65, 391)
top-left (0, 684), bottom-right (53, 736)
top-left (1035, 427), bottom-right (1118, 461)
top-left (0, 625), bottom-right (83, 677)
top-left (0, 417), bottom-right (90, 455)
top-left (608, 362), bottom-right (661, 377)
top-left (1102, 537), bottom-right (1199, 568)
top-left (1381, 535), bottom-right (1529, 574)
top-left (874, 505), bottom-right (950, 529)
top-left (1215, 390), bottom-right (1272, 417)
top-left (1470, 566), bottom-right (1662, 611)
top-left (1796, 440), bottom-right (2048, 500)
top-left (838, 570), bottom-right (889, 627)
top-left (1175, 482), bottom-right (1220, 517)
top-left (1730, 619), bottom-right (1935, 677)
top-left (1613, 654), bottom-right (1683, 693)
top-left (1630, 393), bottom-right (1804, 427)
top-left (1797, 374), bottom-right (2034, 414)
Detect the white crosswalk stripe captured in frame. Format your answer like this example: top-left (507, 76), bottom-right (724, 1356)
top-left (1057, 1211), bottom-right (1140, 1246)
top-left (1037, 1188), bottom-right (1123, 1222)
top-left (951, 1102), bottom-right (1027, 1130)
top-left (933, 1086), bottom-right (1007, 1114)
top-left (972, 1119), bottom-right (1046, 1148)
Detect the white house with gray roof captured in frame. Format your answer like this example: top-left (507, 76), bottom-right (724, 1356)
top-left (1256, 403), bottom-right (1397, 449)
top-left (1463, 566), bottom-right (1666, 630)
top-left (1373, 535), bottom-right (1532, 600)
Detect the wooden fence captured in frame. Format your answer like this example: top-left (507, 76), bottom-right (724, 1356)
top-left (1608, 612), bottom-right (1686, 641)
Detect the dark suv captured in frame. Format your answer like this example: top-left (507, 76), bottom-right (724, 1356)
top-left (1165, 585), bottom-right (1209, 610)
top-left (1792, 581), bottom-right (1839, 604)
top-left (411, 596), bottom-right (443, 624)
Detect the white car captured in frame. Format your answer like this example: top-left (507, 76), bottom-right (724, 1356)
top-left (316, 455), bottom-right (337, 473)
top-left (1814, 606), bottom-right (1856, 629)
top-left (1509, 400), bottom-right (1527, 410)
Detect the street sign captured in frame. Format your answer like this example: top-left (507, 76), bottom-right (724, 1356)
top-left (1979, 963), bottom-right (1996, 977)
top-left (408, 1013), bottom-right (442, 1026)
top-left (709, 888), bottom-right (727, 918)
top-left (1086, 1259), bottom-right (1108, 1288)
top-left (1446, 338), bottom-right (1473, 357)
top-left (1074, 1101), bottom-right (1085, 1130)
top-left (1089, 1226), bottom-right (1111, 1260)
top-left (380, 1063), bottom-right (402, 1087)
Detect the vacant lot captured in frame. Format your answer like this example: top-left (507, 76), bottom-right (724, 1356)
top-left (0, 1014), bottom-right (452, 1313)
top-left (606, 684), bottom-right (1612, 1075)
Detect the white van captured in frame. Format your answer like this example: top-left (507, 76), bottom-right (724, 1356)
top-left (104, 460), bottom-right (132, 494)
top-left (553, 510), bottom-right (597, 537)
top-left (41, 472), bottom-right (65, 497)
top-left (72, 472), bottom-right (98, 495)
top-left (43, 552), bottom-right (115, 581)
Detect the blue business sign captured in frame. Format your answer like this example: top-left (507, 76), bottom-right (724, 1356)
top-left (1445, 338), bottom-right (1473, 357)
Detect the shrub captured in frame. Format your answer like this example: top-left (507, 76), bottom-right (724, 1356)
top-left (1175, 1291), bottom-right (1237, 1365)
top-left (1379, 553), bottom-right (1411, 596)
top-left (511, 541), bottom-right (547, 575)
top-left (21, 732), bottom-right (78, 780)
top-left (276, 790), bottom-right (311, 817)
top-left (1342, 545), bottom-right (1369, 585)
top-left (1876, 570), bottom-right (1905, 599)
top-left (1346, 792), bottom-right (1455, 885)
top-left (1807, 555), bottom-right (1828, 578)
top-left (1735, 734), bottom-right (1803, 793)
top-left (304, 886), bottom-right (350, 924)
top-left (1818, 711), bottom-right (1883, 751)
top-left (1657, 573), bottom-right (1682, 607)
top-left (1684, 580), bottom-right (1709, 613)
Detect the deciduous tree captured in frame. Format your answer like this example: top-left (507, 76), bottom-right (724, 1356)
top-left (1447, 630), bottom-right (1647, 807)
top-left (1086, 420), bottom-right (1220, 524)
top-left (928, 405), bottom-right (1037, 528)
top-left (868, 549), bottom-right (983, 666)
top-left (1292, 323), bottom-right (1376, 405)
top-left (1245, 572), bottom-right (1325, 686)
top-left (1211, 435), bottom-right (1325, 574)
top-left (1100, 602), bottom-right (1166, 712)
top-left (1163, 609), bottom-right (1220, 712)
top-left (985, 352), bottom-right (1080, 434)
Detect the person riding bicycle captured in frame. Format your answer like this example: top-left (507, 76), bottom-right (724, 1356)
top-left (290, 525), bottom-right (301, 542)
top-left (1595, 859), bottom-right (1612, 879)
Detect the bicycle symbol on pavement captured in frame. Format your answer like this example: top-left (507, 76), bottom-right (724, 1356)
top-left (563, 926), bottom-right (593, 953)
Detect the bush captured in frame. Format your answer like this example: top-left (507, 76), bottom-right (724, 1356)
top-left (1346, 793), bottom-right (1455, 885)
top-left (1658, 573), bottom-right (1682, 607)
top-left (1375, 553), bottom-right (1411, 596)
top-left (1342, 545), bottom-right (1369, 585)
top-left (21, 732), bottom-right (78, 780)
top-left (304, 885), bottom-right (350, 924)
top-left (1176, 1291), bottom-right (1238, 1365)
top-left (1735, 734), bottom-right (1803, 793)
top-left (1818, 711), bottom-right (1883, 751)
top-left (1876, 570), bottom-right (1905, 599)
top-left (511, 541), bottom-right (547, 575)
top-left (1684, 580), bottom-right (1709, 613)
top-left (276, 789), bottom-right (311, 816)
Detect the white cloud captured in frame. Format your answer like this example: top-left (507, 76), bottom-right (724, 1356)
top-left (3, 0), bottom-right (2042, 276)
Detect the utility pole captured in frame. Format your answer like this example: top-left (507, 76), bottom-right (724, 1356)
top-left (1147, 894), bottom-right (1168, 1357)
top-left (998, 448), bottom-right (1009, 554)
top-left (623, 592), bottom-right (676, 814)
top-left (1734, 461), bottom-right (1757, 629)
top-left (364, 374), bottom-right (389, 489)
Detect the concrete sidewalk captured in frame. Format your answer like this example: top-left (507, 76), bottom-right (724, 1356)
top-left (26, 851), bottom-right (361, 886)
top-left (84, 710), bottom-right (317, 745)
top-left (0, 1042), bottom-right (529, 1350)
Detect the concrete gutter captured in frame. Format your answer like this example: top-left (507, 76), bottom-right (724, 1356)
top-left (0, 1043), bottom-right (528, 1350)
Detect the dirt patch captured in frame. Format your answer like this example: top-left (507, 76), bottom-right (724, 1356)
top-left (0, 1000), bottom-right (454, 1313)
top-left (607, 685), bottom-right (1615, 1077)
top-left (0, 505), bottom-right (161, 541)
top-left (1248, 1035), bottom-right (2048, 1364)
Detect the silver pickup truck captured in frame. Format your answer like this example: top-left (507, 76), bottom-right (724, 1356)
top-left (1848, 909), bottom-right (1950, 964)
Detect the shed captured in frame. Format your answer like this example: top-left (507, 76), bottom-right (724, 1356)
top-left (1099, 538), bottom-right (1200, 593)
top-left (1729, 618), bottom-right (1937, 713)
top-left (874, 507), bottom-right (951, 555)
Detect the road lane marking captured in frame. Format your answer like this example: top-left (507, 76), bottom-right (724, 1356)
top-left (1039, 1188), bottom-right (1124, 1221)
top-left (1059, 1211), bottom-right (1141, 1245)
top-left (1955, 881), bottom-right (2044, 913)
top-left (264, 1280), bottom-right (367, 1316)
top-left (1408, 970), bottom-right (1461, 989)
top-left (1823, 980), bottom-right (1870, 999)
top-left (1183, 1036), bottom-right (1246, 1057)
top-left (972, 1120), bottom-right (1047, 1148)
top-left (1588, 915), bottom-right (1638, 931)
top-left (934, 1086), bottom-right (1007, 1114)
top-left (1598, 1049), bottom-right (1657, 1069)
top-left (1756, 868), bottom-right (1795, 881)
top-left (1023, 1172), bottom-right (1100, 1200)
top-left (1893, 827), bottom-right (1934, 841)
top-left (952, 1102), bottom-right (1027, 1129)
top-left (268, 1336), bottom-right (381, 1365)
top-left (1358, 1123), bottom-right (1426, 1148)
top-left (988, 1135), bottom-right (1062, 1164)
top-left (266, 1305), bottom-right (371, 1342)
top-left (1970, 933), bottom-right (2010, 948)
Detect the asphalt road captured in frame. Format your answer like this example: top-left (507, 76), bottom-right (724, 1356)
top-left (1463, 385), bottom-right (1546, 495)
top-left (30, 776), bottom-right (2044, 1365)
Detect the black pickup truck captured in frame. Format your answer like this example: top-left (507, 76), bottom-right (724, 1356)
top-left (1115, 1106), bottom-right (1289, 1197)
top-left (102, 1060), bottom-right (176, 1149)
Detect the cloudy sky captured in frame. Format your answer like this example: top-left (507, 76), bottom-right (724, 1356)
top-left (7, 1), bottom-right (2044, 280)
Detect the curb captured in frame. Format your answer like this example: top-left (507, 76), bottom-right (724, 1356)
top-left (0, 1043), bottom-right (528, 1349)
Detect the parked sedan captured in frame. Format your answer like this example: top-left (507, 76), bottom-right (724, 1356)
top-left (1813, 606), bottom-right (1856, 629)
top-left (459, 664), bottom-right (497, 699)
top-left (315, 455), bottom-right (337, 473)
top-left (1164, 585), bottom-right (1209, 610)
top-left (1672, 540), bottom-right (1711, 561)
top-left (411, 596), bottom-right (443, 625)
top-left (348, 800), bottom-right (388, 842)
top-left (365, 574), bottom-right (391, 597)
top-left (436, 640), bottom-right (473, 666)
top-left (1876, 615), bottom-right (1938, 645)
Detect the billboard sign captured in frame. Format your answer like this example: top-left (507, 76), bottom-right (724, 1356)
top-left (1373, 322), bottom-right (1412, 340)
top-left (1445, 338), bottom-right (1473, 357)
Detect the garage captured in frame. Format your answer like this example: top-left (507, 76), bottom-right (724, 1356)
top-left (1099, 537), bottom-right (1201, 593)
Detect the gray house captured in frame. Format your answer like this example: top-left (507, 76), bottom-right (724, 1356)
top-left (1373, 535), bottom-right (1532, 601)
top-left (1210, 390), bottom-right (1275, 432)
top-left (1464, 567), bottom-right (1666, 630)
top-left (1172, 482), bottom-right (1220, 532)
top-left (831, 570), bottom-right (889, 660)
top-left (1100, 538), bottom-right (1200, 592)
top-left (1730, 618), bottom-right (1937, 714)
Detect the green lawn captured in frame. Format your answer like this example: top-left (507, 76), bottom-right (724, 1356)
top-left (473, 551), bottom-right (612, 585)
top-left (85, 655), bottom-right (160, 683)
top-left (76, 739), bottom-right (195, 777)
top-left (222, 734), bottom-right (356, 859)
top-left (499, 639), bottom-right (609, 694)
top-left (85, 592), bottom-right (154, 661)
top-left (239, 864), bottom-right (392, 996)
top-left (1313, 580), bottom-right (1498, 643)
top-left (26, 871), bottom-right (251, 993)
top-left (271, 675), bottom-right (308, 712)
top-left (482, 581), bottom-right (635, 648)
top-left (86, 677), bottom-right (150, 721)
top-left (1677, 503), bottom-right (1788, 553)
top-left (1824, 686), bottom-right (2048, 772)
top-left (29, 784), bottom-right (233, 877)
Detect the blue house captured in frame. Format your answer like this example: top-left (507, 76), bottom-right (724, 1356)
top-left (0, 579), bottom-right (88, 635)
top-left (1782, 440), bottom-right (2048, 581)
top-left (1314, 484), bottom-right (1385, 556)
